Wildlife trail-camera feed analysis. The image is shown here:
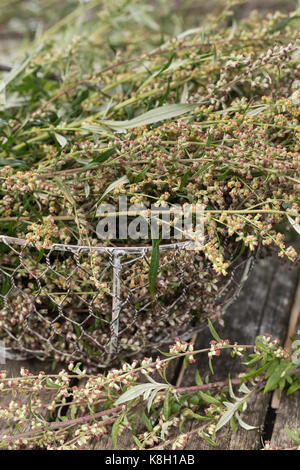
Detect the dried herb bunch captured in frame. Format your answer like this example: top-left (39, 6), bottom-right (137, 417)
top-left (0, 1), bottom-right (299, 363)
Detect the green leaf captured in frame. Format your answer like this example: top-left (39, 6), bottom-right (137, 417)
top-left (54, 177), bottom-right (76, 206)
top-left (193, 162), bottom-right (212, 178)
top-left (72, 89), bottom-right (89, 107)
top-left (207, 319), bottom-right (221, 342)
top-left (228, 375), bottom-right (237, 400)
top-left (70, 405), bottom-right (77, 420)
top-left (28, 395), bottom-right (45, 422)
top-left (46, 377), bottom-right (61, 389)
top-left (230, 416), bottom-right (237, 432)
top-left (112, 410), bottom-right (125, 450)
top-left (141, 411), bottom-right (153, 431)
top-left (195, 369), bottom-right (203, 386)
top-left (200, 431), bottom-right (218, 447)
top-left (97, 175), bottom-right (129, 205)
top-left (0, 45), bottom-right (42, 92)
top-left (78, 147), bottom-right (115, 174)
top-left (134, 163), bottom-right (152, 184)
top-left (0, 158), bottom-right (28, 168)
top-left (284, 426), bottom-right (300, 444)
top-left (15, 423), bottom-right (22, 434)
top-left (264, 363), bottom-right (288, 393)
top-left (139, 53), bottom-right (175, 90)
top-left (148, 238), bottom-right (160, 299)
top-left (265, 359), bottom-right (280, 379)
top-left (36, 248), bottom-right (45, 264)
top-left (185, 409), bottom-right (208, 420)
top-left (101, 103), bottom-right (196, 130)
top-left (178, 170), bottom-right (191, 190)
top-left (198, 390), bottom-right (222, 406)
top-left (268, 15), bottom-right (300, 33)
top-left (73, 323), bottom-right (81, 338)
top-left (287, 380), bottom-right (300, 396)
top-left (163, 391), bottom-right (170, 420)
top-left (132, 435), bottom-right (144, 449)
top-left (93, 147), bottom-right (115, 163)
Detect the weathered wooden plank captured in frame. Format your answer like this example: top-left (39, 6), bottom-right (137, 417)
top-left (184, 255), bottom-right (299, 385)
top-left (270, 282), bottom-right (300, 448)
top-left (183, 255), bottom-right (299, 450)
top-left (183, 392), bottom-right (270, 450)
top-left (270, 391), bottom-right (300, 449)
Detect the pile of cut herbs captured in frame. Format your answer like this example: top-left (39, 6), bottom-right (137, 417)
top-left (0, 0), bottom-right (299, 364)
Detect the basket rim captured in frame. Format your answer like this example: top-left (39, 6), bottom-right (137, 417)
top-left (0, 234), bottom-right (196, 254)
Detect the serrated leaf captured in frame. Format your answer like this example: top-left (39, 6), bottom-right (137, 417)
top-left (101, 103), bottom-right (196, 130)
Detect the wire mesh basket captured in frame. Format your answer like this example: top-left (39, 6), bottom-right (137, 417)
top-left (0, 235), bottom-right (258, 369)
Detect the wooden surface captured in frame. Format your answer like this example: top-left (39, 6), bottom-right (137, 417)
top-left (1, 252), bottom-right (300, 450)
top-left (182, 254), bottom-right (300, 450)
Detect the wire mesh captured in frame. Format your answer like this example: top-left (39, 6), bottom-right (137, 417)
top-left (0, 235), bottom-right (258, 369)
